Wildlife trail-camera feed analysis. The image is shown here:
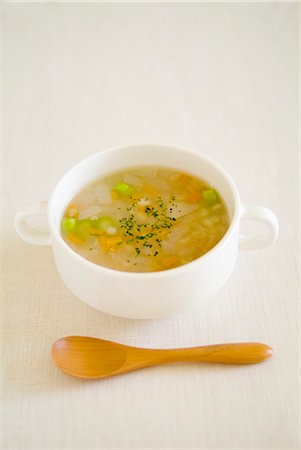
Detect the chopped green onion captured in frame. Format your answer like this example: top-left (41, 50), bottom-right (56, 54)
top-left (113, 181), bottom-right (134, 196)
top-left (62, 217), bottom-right (77, 233)
top-left (94, 216), bottom-right (116, 232)
top-left (75, 219), bottom-right (93, 239)
top-left (202, 189), bottom-right (218, 206)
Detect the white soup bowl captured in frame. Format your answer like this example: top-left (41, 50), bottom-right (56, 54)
top-left (15, 144), bottom-right (279, 319)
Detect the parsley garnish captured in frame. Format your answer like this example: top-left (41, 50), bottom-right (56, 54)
top-left (118, 195), bottom-right (176, 257)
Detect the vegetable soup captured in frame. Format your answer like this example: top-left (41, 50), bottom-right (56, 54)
top-left (61, 166), bottom-right (230, 272)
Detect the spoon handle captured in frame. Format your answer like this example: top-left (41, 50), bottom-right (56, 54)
top-left (157, 343), bottom-right (273, 364)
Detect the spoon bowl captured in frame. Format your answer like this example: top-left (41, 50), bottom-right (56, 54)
top-left (52, 336), bottom-right (273, 379)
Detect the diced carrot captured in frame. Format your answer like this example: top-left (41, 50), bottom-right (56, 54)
top-left (177, 173), bottom-right (193, 184)
top-left (98, 235), bottom-right (123, 252)
top-left (66, 205), bottom-right (79, 218)
top-left (162, 256), bottom-right (179, 269)
top-left (111, 189), bottom-right (119, 201)
top-left (141, 184), bottom-right (158, 198)
top-left (67, 233), bottom-right (84, 245)
top-left (151, 262), bottom-right (162, 272)
top-left (189, 178), bottom-right (203, 190)
top-left (89, 228), bottom-right (105, 236)
top-left (185, 187), bottom-right (200, 204)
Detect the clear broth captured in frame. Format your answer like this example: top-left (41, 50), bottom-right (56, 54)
top-left (61, 166), bottom-right (230, 272)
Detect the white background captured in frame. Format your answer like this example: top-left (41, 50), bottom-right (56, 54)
top-left (2, 2), bottom-right (299, 449)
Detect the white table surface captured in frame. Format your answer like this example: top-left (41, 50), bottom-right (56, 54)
top-left (2, 2), bottom-right (299, 449)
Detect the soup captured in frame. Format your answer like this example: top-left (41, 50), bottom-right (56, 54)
top-left (61, 166), bottom-right (230, 272)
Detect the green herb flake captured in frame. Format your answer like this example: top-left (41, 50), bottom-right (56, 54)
top-left (118, 196), bottom-right (177, 257)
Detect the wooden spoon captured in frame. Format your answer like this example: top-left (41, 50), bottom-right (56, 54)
top-left (51, 336), bottom-right (273, 379)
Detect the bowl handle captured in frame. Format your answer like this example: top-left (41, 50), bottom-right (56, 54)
top-left (239, 205), bottom-right (279, 251)
top-left (14, 201), bottom-right (51, 246)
